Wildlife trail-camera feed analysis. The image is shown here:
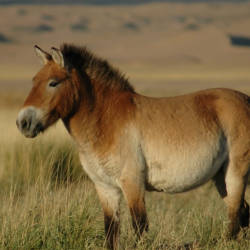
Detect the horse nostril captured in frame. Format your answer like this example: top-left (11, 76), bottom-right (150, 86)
top-left (22, 119), bottom-right (27, 129)
top-left (20, 118), bottom-right (30, 130)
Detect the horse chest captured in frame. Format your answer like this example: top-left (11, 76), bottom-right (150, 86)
top-left (79, 149), bottom-right (119, 187)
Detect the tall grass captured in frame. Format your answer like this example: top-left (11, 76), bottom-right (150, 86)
top-left (0, 108), bottom-right (105, 249)
top-left (0, 108), bottom-right (249, 249)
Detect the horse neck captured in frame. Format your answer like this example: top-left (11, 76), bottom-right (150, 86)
top-left (63, 78), bottom-right (136, 149)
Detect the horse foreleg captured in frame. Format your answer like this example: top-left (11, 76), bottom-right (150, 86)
top-left (96, 185), bottom-right (121, 250)
top-left (121, 178), bottom-right (148, 238)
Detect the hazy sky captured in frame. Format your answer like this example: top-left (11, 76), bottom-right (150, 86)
top-left (0, 0), bottom-right (249, 5)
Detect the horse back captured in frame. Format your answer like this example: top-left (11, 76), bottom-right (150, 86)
top-left (135, 88), bottom-right (249, 144)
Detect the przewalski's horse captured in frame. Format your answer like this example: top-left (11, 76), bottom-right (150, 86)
top-left (17, 44), bottom-right (249, 249)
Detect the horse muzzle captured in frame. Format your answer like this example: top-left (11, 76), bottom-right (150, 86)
top-left (16, 106), bottom-right (44, 138)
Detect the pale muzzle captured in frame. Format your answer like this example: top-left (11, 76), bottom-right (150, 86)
top-left (16, 106), bottom-right (44, 138)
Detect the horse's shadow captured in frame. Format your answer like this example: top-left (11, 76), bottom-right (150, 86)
top-left (152, 242), bottom-right (194, 250)
top-left (154, 238), bottom-right (219, 250)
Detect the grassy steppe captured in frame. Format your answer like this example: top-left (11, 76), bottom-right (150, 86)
top-left (1, 1), bottom-right (250, 249)
top-left (0, 105), bottom-right (249, 249)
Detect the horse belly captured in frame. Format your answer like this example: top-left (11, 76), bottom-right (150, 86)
top-left (146, 140), bottom-right (228, 193)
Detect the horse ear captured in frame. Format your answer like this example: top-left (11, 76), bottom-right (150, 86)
top-left (51, 47), bottom-right (64, 68)
top-left (34, 45), bottom-right (51, 65)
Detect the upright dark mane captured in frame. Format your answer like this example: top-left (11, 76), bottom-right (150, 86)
top-left (61, 44), bottom-right (134, 92)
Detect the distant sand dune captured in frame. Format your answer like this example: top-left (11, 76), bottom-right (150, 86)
top-left (0, 2), bottom-right (250, 97)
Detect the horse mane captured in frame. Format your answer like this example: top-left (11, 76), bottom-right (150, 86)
top-left (60, 44), bottom-right (134, 93)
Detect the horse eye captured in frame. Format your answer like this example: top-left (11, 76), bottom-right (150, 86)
top-left (49, 81), bottom-right (59, 87)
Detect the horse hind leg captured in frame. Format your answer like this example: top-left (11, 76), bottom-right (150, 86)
top-left (225, 172), bottom-right (249, 238)
top-left (213, 157), bottom-right (249, 239)
top-left (239, 200), bottom-right (249, 228)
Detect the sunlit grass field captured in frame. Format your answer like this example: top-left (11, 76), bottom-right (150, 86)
top-left (0, 62), bottom-right (250, 250)
top-left (0, 89), bottom-right (249, 249)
